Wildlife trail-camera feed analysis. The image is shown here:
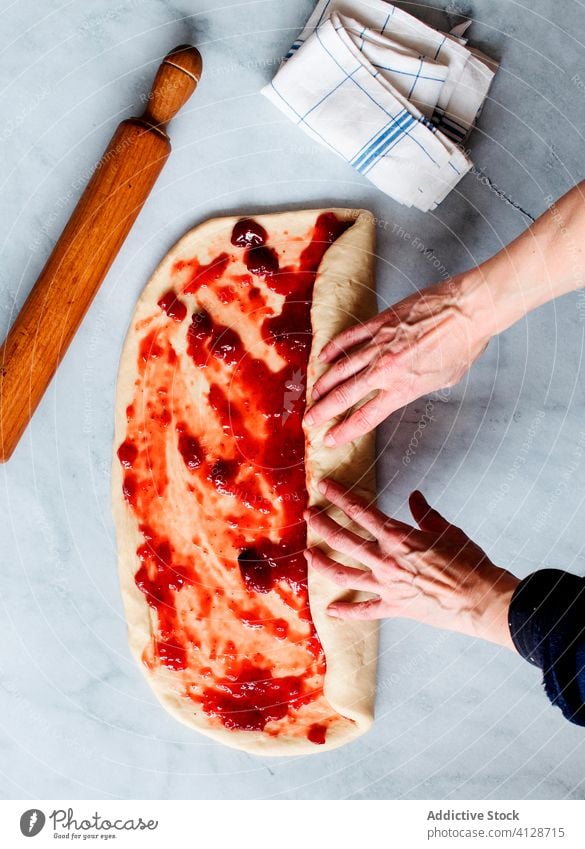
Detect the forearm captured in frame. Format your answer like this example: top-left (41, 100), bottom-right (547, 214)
top-left (460, 181), bottom-right (585, 335)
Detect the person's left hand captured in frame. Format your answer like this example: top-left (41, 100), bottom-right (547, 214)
top-left (303, 479), bottom-right (519, 649)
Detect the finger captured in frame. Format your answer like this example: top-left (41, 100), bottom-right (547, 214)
top-left (318, 315), bottom-right (385, 363)
top-left (325, 391), bottom-right (391, 446)
top-left (304, 507), bottom-right (379, 567)
top-left (304, 371), bottom-right (373, 428)
top-left (305, 547), bottom-right (379, 592)
top-left (327, 599), bottom-right (383, 620)
top-left (409, 491), bottom-right (461, 538)
top-left (317, 478), bottom-right (399, 540)
top-left (312, 344), bottom-right (377, 401)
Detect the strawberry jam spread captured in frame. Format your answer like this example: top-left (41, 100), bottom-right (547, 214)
top-left (118, 212), bottom-right (352, 744)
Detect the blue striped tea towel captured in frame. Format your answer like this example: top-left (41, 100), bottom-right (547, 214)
top-left (262, 0), bottom-right (497, 211)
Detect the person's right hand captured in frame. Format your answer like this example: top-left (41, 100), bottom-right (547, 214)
top-left (304, 277), bottom-right (491, 446)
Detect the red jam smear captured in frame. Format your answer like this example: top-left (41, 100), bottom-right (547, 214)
top-left (245, 245), bottom-right (280, 278)
top-left (308, 723), bottom-right (327, 745)
top-left (231, 218), bottom-right (267, 248)
top-left (202, 665), bottom-right (304, 731)
top-left (117, 440), bottom-right (138, 469)
top-left (119, 213), bottom-right (352, 745)
top-left (182, 253), bottom-right (230, 295)
top-left (157, 289), bottom-right (187, 322)
top-left (176, 424), bottom-right (203, 470)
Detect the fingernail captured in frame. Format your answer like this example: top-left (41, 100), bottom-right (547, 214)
top-left (304, 410), bottom-right (314, 425)
top-left (303, 549), bottom-right (312, 562)
top-left (317, 480), bottom-right (327, 495)
top-left (327, 606), bottom-right (340, 618)
top-left (318, 349), bottom-right (327, 362)
top-left (324, 432), bottom-right (336, 447)
top-left (312, 387), bottom-right (321, 400)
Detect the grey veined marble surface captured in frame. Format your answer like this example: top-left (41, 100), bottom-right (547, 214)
top-left (1, 0), bottom-right (585, 800)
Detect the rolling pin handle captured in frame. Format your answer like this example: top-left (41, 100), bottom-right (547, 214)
top-left (141, 44), bottom-right (203, 130)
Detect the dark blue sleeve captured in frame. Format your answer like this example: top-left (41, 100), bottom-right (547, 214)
top-left (508, 569), bottom-right (585, 726)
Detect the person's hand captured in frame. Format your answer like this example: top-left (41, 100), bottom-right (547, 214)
top-left (304, 277), bottom-right (491, 447)
top-left (303, 479), bottom-right (519, 649)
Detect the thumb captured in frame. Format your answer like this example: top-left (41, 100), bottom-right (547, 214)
top-left (409, 490), bottom-right (451, 533)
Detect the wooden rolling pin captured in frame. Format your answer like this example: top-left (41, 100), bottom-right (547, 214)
top-left (0, 44), bottom-right (202, 462)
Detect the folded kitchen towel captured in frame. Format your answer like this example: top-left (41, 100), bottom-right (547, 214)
top-left (262, 0), bottom-right (498, 211)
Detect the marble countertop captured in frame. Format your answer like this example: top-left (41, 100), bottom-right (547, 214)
top-left (1, 0), bottom-right (585, 800)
